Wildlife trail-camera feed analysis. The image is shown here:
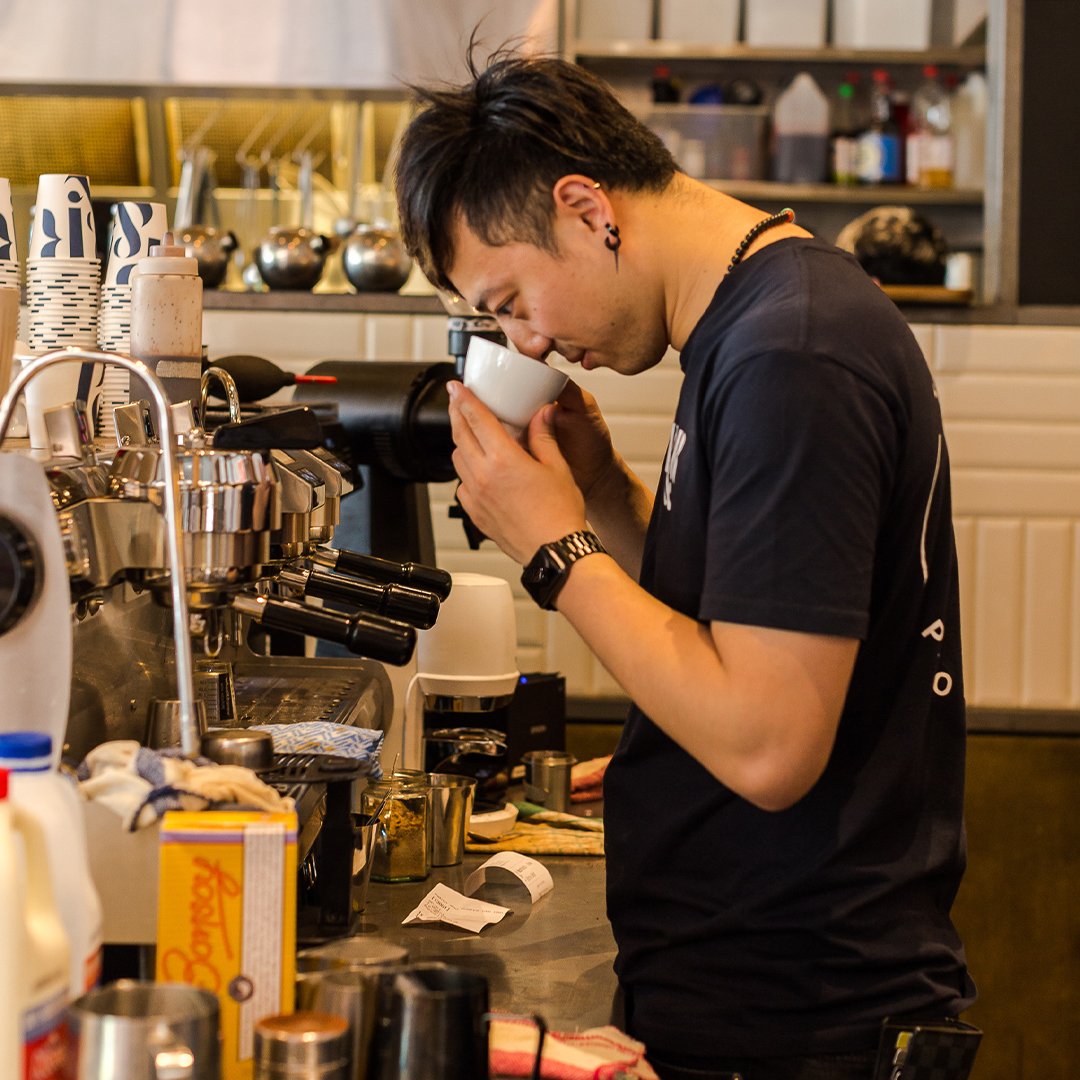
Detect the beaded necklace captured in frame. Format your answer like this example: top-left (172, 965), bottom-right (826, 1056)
top-left (726, 207), bottom-right (797, 274)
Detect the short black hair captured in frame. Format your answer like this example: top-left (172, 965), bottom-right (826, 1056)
top-left (395, 46), bottom-right (678, 295)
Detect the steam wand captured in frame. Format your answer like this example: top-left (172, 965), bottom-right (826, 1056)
top-left (0, 349), bottom-right (202, 756)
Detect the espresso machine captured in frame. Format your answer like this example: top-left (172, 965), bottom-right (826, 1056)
top-left (0, 349), bottom-right (458, 944)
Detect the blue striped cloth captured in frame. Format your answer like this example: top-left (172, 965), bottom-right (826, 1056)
top-left (251, 722), bottom-right (384, 778)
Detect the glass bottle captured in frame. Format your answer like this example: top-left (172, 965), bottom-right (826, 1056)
top-left (857, 69), bottom-right (902, 184)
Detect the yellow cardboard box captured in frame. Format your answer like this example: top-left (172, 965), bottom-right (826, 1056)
top-left (156, 811), bottom-right (297, 1080)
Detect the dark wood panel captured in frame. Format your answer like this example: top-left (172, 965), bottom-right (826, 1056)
top-left (952, 733), bottom-right (1080, 1080)
top-left (1017, 1), bottom-right (1080, 305)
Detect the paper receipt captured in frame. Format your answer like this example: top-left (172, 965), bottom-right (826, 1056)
top-left (402, 882), bottom-right (510, 933)
top-left (464, 852), bottom-right (554, 902)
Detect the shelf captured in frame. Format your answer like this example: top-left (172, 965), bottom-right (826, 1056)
top-left (706, 180), bottom-right (983, 205)
top-left (573, 42), bottom-right (986, 66)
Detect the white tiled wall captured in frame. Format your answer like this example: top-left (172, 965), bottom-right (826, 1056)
top-left (205, 312), bottom-right (1080, 710)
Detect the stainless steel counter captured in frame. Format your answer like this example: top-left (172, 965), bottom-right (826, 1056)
top-left (351, 854), bottom-right (619, 1032)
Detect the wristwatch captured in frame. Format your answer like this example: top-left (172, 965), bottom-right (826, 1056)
top-left (521, 530), bottom-right (607, 611)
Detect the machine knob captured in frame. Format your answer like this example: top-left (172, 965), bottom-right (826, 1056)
top-left (0, 517), bottom-right (41, 637)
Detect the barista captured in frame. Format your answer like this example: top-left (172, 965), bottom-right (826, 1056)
top-left (394, 49), bottom-right (975, 1080)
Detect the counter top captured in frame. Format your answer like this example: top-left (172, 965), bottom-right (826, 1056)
top-left (351, 853), bottom-right (618, 1032)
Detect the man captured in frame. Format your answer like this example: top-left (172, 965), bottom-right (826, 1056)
top-left (395, 50), bottom-right (975, 1080)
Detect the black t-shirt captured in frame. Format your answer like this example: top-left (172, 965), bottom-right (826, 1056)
top-left (604, 237), bottom-right (976, 1059)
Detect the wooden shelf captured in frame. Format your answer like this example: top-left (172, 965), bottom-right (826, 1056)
top-left (573, 42), bottom-right (986, 66)
top-left (706, 180), bottom-right (983, 205)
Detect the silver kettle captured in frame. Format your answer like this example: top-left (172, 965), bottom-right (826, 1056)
top-left (342, 224), bottom-right (413, 293)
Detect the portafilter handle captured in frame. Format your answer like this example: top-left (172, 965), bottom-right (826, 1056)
top-left (312, 547), bottom-right (453, 601)
top-left (233, 594), bottom-right (417, 666)
top-left (0, 348), bottom-right (201, 756)
top-left (278, 565), bottom-right (441, 629)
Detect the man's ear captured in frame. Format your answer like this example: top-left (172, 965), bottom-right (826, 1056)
top-left (552, 174), bottom-right (611, 233)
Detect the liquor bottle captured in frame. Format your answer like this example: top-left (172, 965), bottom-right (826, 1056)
top-left (857, 69), bottom-right (902, 184)
top-left (831, 79), bottom-right (860, 185)
top-left (909, 64), bottom-right (955, 189)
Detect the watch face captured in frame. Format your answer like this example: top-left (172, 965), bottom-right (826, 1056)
top-left (522, 548), bottom-right (565, 609)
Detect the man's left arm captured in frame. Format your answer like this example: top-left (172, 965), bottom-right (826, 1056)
top-left (447, 380), bottom-right (857, 811)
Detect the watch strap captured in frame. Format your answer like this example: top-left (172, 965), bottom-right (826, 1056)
top-left (551, 529), bottom-right (606, 565)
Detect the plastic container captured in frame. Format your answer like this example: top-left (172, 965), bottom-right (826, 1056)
top-left (361, 771), bottom-right (431, 883)
top-left (772, 73), bottom-right (830, 184)
top-left (0, 454), bottom-right (72, 770)
top-left (0, 769), bottom-right (71, 1080)
top-left (129, 231), bottom-right (203, 406)
top-left (952, 71), bottom-right (987, 189)
top-left (658, 0), bottom-right (739, 44)
top-left (644, 104), bottom-right (770, 180)
top-left (576, 0), bottom-right (652, 42)
top-left (0, 733), bottom-right (103, 998)
top-left (745, 0), bottom-right (827, 48)
top-left (832, 0), bottom-right (932, 50)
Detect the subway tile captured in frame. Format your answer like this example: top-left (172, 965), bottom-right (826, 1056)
top-left (363, 315), bottom-right (413, 359)
top-left (936, 324), bottom-right (1080, 374)
top-left (412, 315), bottom-right (450, 361)
top-left (1020, 520), bottom-right (1074, 707)
top-left (605, 415), bottom-right (676, 460)
top-left (952, 469), bottom-right (1080, 517)
top-left (908, 323), bottom-right (934, 367)
top-left (203, 310), bottom-right (365, 362)
top-left (937, 372), bottom-right (1080, 423)
top-left (944, 420), bottom-right (1080, 470)
top-left (544, 616), bottom-right (594, 696)
top-left (970, 520), bottom-right (1023, 706)
top-left (953, 517), bottom-right (977, 701)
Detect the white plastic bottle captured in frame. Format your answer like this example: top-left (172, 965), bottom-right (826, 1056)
top-left (0, 733), bottom-right (103, 997)
top-left (0, 768), bottom-right (71, 1080)
top-left (952, 71), bottom-right (987, 190)
top-left (129, 230), bottom-right (204, 406)
top-left (772, 72), bottom-right (830, 184)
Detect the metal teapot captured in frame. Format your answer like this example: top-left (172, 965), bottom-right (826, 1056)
top-left (342, 225), bottom-right (413, 293)
top-left (254, 226), bottom-right (335, 291)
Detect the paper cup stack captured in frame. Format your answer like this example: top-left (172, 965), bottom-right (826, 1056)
top-left (24, 174), bottom-right (100, 447)
top-left (0, 178), bottom-right (18, 292)
top-left (96, 201), bottom-right (167, 441)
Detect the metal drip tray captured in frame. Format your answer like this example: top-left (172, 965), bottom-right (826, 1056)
top-left (231, 657), bottom-right (387, 729)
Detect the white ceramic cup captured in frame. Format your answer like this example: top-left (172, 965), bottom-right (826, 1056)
top-left (28, 173), bottom-right (96, 260)
top-left (463, 336), bottom-right (568, 439)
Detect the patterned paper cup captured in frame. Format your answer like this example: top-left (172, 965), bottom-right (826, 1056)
top-left (0, 177), bottom-right (17, 268)
top-left (28, 174), bottom-right (96, 260)
top-left (104, 201), bottom-right (167, 287)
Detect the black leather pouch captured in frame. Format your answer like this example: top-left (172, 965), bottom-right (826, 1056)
top-left (874, 1017), bottom-right (982, 1080)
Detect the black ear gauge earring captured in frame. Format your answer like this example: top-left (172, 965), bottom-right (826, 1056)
top-left (604, 224), bottom-right (621, 272)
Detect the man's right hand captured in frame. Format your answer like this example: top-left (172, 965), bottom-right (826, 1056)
top-left (551, 379), bottom-right (619, 501)
top-left (551, 379), bottom-right (654, 579)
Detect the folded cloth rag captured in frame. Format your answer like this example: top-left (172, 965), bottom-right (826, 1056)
top-left (490, 1019), bottom-right (658, 1080)
top-left (250, 722), bottom-right (383, 777)
top-left (78, 740), bottom-right (295, 831)
top-left (465, 823), bottom-right (604, 856)
top-left (570, 755), bottom-right (611, 804)
top-left (466, 805), bottom-right (604, 856)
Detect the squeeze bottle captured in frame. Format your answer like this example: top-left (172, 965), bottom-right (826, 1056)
top-left (0, 768), bottom-right (71, 1080)
top-left (0, 732), bottom-right (104, 996)
top-left (129, 230), bottom-right (203, 406)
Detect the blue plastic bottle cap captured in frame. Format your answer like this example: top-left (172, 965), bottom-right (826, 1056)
top-left (0, 731), bottom-right (53, 771)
